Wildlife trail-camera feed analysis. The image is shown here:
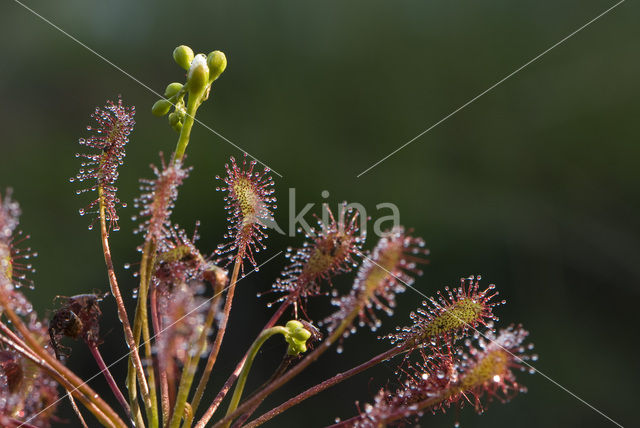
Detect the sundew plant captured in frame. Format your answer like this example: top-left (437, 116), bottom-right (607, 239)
top-left (0, 46), bottom-right (538, 428)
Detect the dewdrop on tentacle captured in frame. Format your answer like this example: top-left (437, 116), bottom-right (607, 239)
top-left (155, 281), bottom-right (211, 367)
top-left (0, 191), bottom-right (37, 291)
top-left (322, 226), bottom-right (428, 340)
top-left (154, 223), bottom-right (208, 287)
top-left (269, 203), bottom-right (365, 316)
top-left (0, 189), bottom-right (19, 241)
top-left (0, 190), bottom-right (36, 314)
top-left (454, 324), bottom-right (535, 412)
top-left (386, 276), bottom-right (504, 350)
top-left (1, 229), bottom-right (37, 291)
top-left (70, 97), bottom-right (135, 233)
top-left (0, 192), bottom-right (59, 423)
top-left (0, 319), bottom-right (60, 426)
top-left (0, 190), bottom-right (21, 284)
top-left (152, 222), bottom-right (229, 292)
top-left (215, 154), bottom-right (276, 272)
top-left (348, 325), bottom-right (535, 426)
top-left (350, 352), bottom-right (459, 427)
top-left (133, 153), bottom-right (191, 242)
top-left (0, 350), bottom-right (23, 394)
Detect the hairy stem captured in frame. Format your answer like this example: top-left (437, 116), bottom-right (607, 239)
top-left (0, 320), bottom-right (40, 361)
top-left (173, 257), bottom-right (238, 428)
top-left (134, 76), bottom-right (206, 426)
top-left (170, 258), bottom-right (242, 428)
top-left (130, 237), bottom-right (159, 428)
top-left (99, 189), bottom-right (151, 427)
top-left (167, 264), bottom-right (228, 428)
top-left (65, 387), bottom-right (90, 428)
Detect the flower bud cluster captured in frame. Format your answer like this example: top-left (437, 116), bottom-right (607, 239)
top-left (283, 320), bottom-right (312, 355)
top-left (152, 45), bottom-right (227, 133)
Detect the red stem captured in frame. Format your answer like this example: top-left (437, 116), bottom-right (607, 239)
top-left (245, 345), bottom-right (405, 427)
top-left (209, 299), bottom-right (362, 428)
top-left (196, 300), bottom-right (290, 425)
top-left (0, 328), bottom-right (90, 428)
top-left (150, 281), bottom-right (171, 425)
top-left (0, 322), bottom-right (39, 361)
top-left (98, 195), bottom-right (150, 400)
top-left (87, 342), bottom-right (133, 421)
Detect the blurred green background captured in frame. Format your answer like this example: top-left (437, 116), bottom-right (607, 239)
top-left (1, 1), bottom-right (638, 427)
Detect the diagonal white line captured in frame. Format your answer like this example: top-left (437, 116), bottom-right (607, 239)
top-left (19, 251), bottom-right (283, 427)
top-left (11, 0), bottom-right (283, 178)
top-left (355, 249), bottom-right (624, 427)
top-left (356, 0), bottom-right (625, 178)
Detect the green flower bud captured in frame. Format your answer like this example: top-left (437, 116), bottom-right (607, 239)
top-left (168, 112), bottom-right (180, 127)
top-left (187, 54), bottom-right (210, 94)
top-left (164, 82), bottom-right (183, 98)
top-left (173, 45), bottom-right (194, 70)
top-left (152, 99), bottom-right (172, 116)
top-left (171, 120), bottom-right (183, 133)
top-left (207, 50), bottom-right (227, 82)
top-left (286, 320), bottom-right (305, 332)
top-left (284, 320), bottom-right (312, 355)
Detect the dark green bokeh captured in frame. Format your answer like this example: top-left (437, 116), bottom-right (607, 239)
top-left (1, 1), bottom-right (638, 427)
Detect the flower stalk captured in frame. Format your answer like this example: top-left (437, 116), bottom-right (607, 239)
top-left (166, 266), bottom-right (225, 428)
top-left (131, 46), bottom-right (228, 428)
top-left (207, 303), bottom-right (361, 428)
top-left (222, 321), bottom-right (312, 428)
top-left (188, 300), bottom-right (291, 428)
